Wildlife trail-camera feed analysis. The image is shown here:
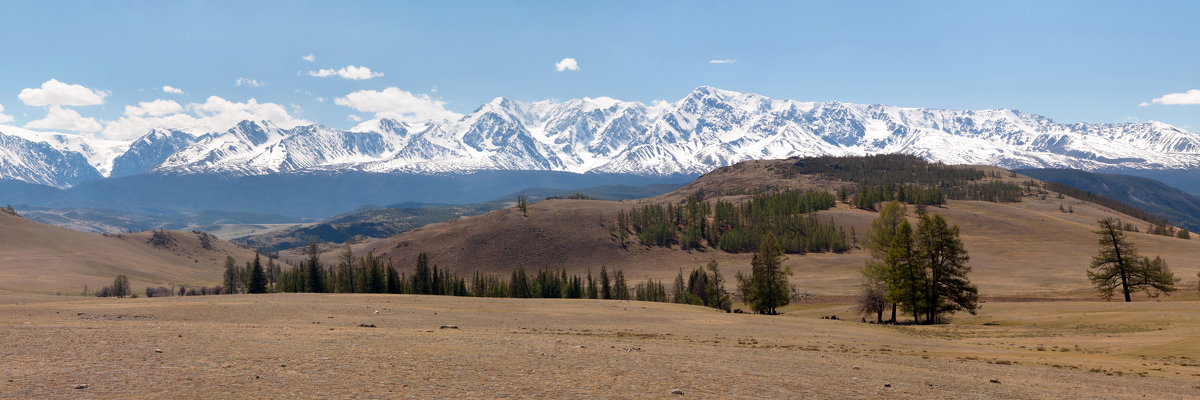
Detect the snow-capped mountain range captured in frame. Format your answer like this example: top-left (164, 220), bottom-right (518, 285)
top-left (3, 86), bottom-right (1200, 188)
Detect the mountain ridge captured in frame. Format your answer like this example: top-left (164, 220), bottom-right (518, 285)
top-left (3, 86), bottom-right (1200, 189)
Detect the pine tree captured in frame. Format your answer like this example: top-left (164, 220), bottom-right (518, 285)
top-left (1089, 218), bottom-right (1178, 301)
top-left (510, 266), bottom-right (531, 298)
top-left (736, 232), bottom-right (791, 315)
top-left (305, 242), bottom-right (324, 293)
top-left (222, 256), bottom-right (240, 294)
top-left (614, 269), bottom-right (629, 300)
top-left (386, 263), bottom-right (401, 294)
top-left (413, 253), bottom-right (432, 295)
top-left (266, 258), bottom-right (279, 292)
top-left (704, 259), bottom-right (732, 311)
top-left (586, 268), bottom-right (598, 299)
top-left (600, 266), bottom-right (612, 300)
top-left (337, 242), bottom-right (355, 293)
top-left (248, 252), bottom-right (268, 294)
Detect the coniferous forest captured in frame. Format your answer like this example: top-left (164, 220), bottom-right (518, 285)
top-left (610, 155), bottom-right (1028, 254)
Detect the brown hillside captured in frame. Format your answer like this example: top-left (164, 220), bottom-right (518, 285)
top-left (0, 212), bottom-right (259, 294)
top-left (347, 158), bottom-right (1200, 299)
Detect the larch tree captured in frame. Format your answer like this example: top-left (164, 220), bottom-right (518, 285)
top-left (222, 256), bottom-right (240, 294)
top-left (736, 232), bottom-right (791, 315)
top-left (248, 252), bottom-right (268, 294)
top-left (914, 214), bottom-right (978, 324)
top-left (1088, 218), bottom-right (1178, 301)
top-left (614, 269), bottom-right (629, 300)
top-left (413, 253), bottom-right (432, 295)
top-left (305, 242), bottom-right (324, 293)
top-left (885, 220), bottom-right (926, 324)
top-left (600, 266), bottom-right (612, 300)
top-left (861, 201), bottom-right (906, 322)
top-left (112, 274), bottom-right (132, 298)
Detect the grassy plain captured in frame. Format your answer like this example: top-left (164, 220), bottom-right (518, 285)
top-left (2, 293), bottom-right (1198, 399)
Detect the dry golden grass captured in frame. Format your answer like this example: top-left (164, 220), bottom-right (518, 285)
top-left (0, 212), bottom-right (259, 294)
top-left (2, 293), bottom-right (1198, 399)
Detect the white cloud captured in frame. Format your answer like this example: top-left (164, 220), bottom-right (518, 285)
top-left (709, 59), bottom-right (737, 64)
top-left (124, 99), bottom-right (184, 117)
top-left (1146, 89), bottom-right (1200, 106)
top-left (555, 58), bottom-right (580, 72)
top-left (99, 96), bottom-right (310, 140)
top-left (315, 97), bottom-right (325, 103)
top-left (307, 65), bottom-right (384, 80)
top-left (162, 85), bottom-right (184, 94)
top-left (18, 79), bottom-right (108, 107)
top-left (347, 114), bottom-right (363, 122)
top-left (235, 77), bottom-right (265, 87)
top-left (308, 69), bottom-right (335, 78)
top-left (334, 87), bottom-right (462, 123)
top-left (24, 106), bottom-right (102, 132)
top-left (302, 53), bottom-right (316, 62)
top-left (0, 104), bottom-right (13, 124)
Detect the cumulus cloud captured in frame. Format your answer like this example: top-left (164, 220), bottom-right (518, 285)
top-left (25, 106), bottom-right (103, 132)
top-left (18, 79), bottom-right (108, 107)
top-left (554, 57), bottom-right (578, 71)
top-left (162, 85), bottom-right (184, 94)
top-left (1144, 89), bottom-right (1200, 106)
top-left (302, 53), bottom-right (316, 62)
top-left (99, 96), bottom-right (311, 140)
top-left (235, 77), bottom-right (265, 87)
top-left (555, 58), bottom-right (580, 72)
top-left (124, 99), bottom-right (184, 117)
top-left (709, 59), bottom-right (737, 64)
top-left (334, 87), bottom-right (462, 123)
top-left (307, 65), bottom-right (384, 80)
top-left (0, 104), bottom-right (13, 124)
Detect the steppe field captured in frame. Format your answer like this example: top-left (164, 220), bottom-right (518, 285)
top-left (3, 293), bottom-right (1199, 399)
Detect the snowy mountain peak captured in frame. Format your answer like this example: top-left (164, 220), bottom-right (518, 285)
top-left (3, 87), bottom-right (1200, 188)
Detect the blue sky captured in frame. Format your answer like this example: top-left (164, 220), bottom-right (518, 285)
top-left (0, 1), bottom-right (1197, 139)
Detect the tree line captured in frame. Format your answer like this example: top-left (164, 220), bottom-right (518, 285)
top-left (791, 154), bottom-right (1023, 211)
top-left (613, 191), bottom-right (850, 254)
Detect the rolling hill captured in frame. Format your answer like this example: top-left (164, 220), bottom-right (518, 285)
top-left (330, 156), bottom-right (1200, 299)
top-left (0, 209), bottom-right (259, 294)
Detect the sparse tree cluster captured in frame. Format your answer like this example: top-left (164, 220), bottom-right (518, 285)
top-left (147, 228), bottom-right (176, 248)
top-left (857, 201), bottom-right (979, 324)
top-left (672, 259), bottom-right (733, 311)
top-left (96, 274), bottom-right (133, 298)
top-left (516, 195), bottom-right (528, 216)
